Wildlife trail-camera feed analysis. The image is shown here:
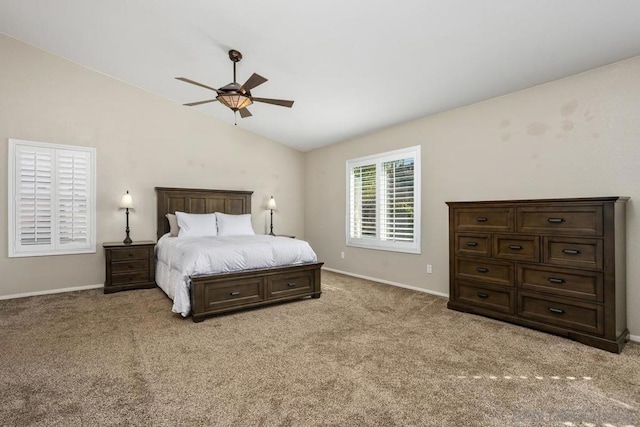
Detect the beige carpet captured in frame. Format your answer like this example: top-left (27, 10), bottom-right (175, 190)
top-left (1, 270), bottom-right (638, 426)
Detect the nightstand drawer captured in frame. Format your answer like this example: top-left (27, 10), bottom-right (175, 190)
top-left (111, 271), bottom-right (151, 285)
top-left (111, 259), bottom-right (149, 274)
top-left (110, 248), bottom-right (150, 261)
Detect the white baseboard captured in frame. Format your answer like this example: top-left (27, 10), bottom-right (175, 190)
top-left (322, 267), bottom-right (449, 298)
top-left (322, 267), bottom-right (639, 342)
top-left (0, 284), bottom-right (103, 300)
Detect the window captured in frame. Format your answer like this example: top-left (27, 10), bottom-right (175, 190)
top-left (346, 145), bottom-right (421, 254)
top-left (8, 139), bottom-right (96, 257)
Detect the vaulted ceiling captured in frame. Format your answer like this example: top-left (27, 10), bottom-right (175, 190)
top-left (1, 1), bottom-right (640, 151)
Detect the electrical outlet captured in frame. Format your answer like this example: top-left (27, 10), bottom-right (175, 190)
top-left (427, 264), bottom-right (433, 274)
top-left (340, 251), bottom-right (345, 259)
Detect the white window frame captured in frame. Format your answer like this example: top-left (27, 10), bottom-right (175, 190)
top-left (8, 139), bottom-right (96, 257)
top-left (346, 145), bottom-right (421, 254)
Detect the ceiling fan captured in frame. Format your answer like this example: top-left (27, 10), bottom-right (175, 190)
top-left (176, 49), bottom-right (294, 120)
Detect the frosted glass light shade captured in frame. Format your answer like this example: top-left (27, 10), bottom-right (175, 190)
top-left (119, 191), bottom-right (133, 209)
top-left (266, 197), bottom-right (277, 210)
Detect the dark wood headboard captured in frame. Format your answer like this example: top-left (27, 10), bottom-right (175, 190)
top-left (155, 187), bottom-right (253, 240)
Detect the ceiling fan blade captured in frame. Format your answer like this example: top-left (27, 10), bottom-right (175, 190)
top-left (252, 97), bottom-right (295, 108)
top-left (240, 73), bottom-right (268, 92)
top-left (239, 107), bottom-right (252, 118)
top-left (184, 99), bottom-right (218, 106)
top-left (175, 77), bottom-right (222, 94)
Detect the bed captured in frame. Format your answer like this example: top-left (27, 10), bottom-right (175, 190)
top-left (155, 187), bottom-right (323, 322)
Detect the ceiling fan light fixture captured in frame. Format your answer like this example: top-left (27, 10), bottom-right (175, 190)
top-left (217, 93), bottom-right (253, 111)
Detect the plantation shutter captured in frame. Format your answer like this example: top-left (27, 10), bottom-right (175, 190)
top-left (15, 145), bottom-right (54, 252)
top-left (9, 139), bottom-right (96, 257)
top-left (346, 146), bottom-right (420, 254)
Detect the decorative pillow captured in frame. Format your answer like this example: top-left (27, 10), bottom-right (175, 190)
top-left (215, 212), bottom-right (255, 236)
top-left (175, 211), bottom-right (217, 237)
top-left (166, 213), bottom-right (180, 237)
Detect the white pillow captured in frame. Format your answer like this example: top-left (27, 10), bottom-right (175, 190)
top-left (215, 212), bottom-right (255, 236)
top-left (176, 211), bottom-right (217, 237)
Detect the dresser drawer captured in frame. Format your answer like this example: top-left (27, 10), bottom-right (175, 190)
top-left (455, 233), bottom-right (491, 257)
top-left (517, 264), bottom-right (603, 301)
top-left (455, 257), bottom-right (513, 287)
top-left (543, 237), bottom-right (603, 270)
top-left (110, 247), bottom-right (150, 261)
top-left (456, 281), bottom-right (514, 314)
top-left (516, 206), bottom-right (603, 236)
top-left (111, 259), bottom-right (149, 274)
top-left (111, 271), bottom-right (151, 285)
top-left (203, 277), bottom-right (264, 310)
top-left (517, 291), bottom-right (603, 335)
top-left (453, 208), bottom-right (514, 232)
top-left (267, 271), bottom-right (313, 299)
top-left (493, 235), bottom-right (540, 262)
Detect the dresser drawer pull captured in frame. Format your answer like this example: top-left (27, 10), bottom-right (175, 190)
top-left (475, 216), bottom-right (488, 222)
top-left (466, 242), bottom-right (478, 247)
top-left (548, 277), bottom-right (566, 284)
top-left (547, 218), bottom-right (565, 223)
top-left (230, 291), bottom-right (241, 296)
top-left (508, 245), bottom-right (523, 250)
top-left (476, 267), bottom-right (489, 273)
top-left (476, 292), bottom-right (489, 299)
top-left (128, 264), bottom-right (134, 269)
top-left (548, 307), bottom-right (565, 314)
top-left (562, 249), bottom-right (581, 255)
top-left (287, 282), bottom-right (297, 287)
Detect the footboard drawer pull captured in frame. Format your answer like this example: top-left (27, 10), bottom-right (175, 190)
top-left (476, 292), bottom-right (489, 299)
top-left (548, 277), bottom-right (565, 284)
top-left (230, 291), bottom-right (241, 296)
top-left (562, 249), bottom-right (581, 255)
top-left (287, 282), bottom-right (297, 287)
top-left (466, 242), bottom-right (478, 247)
top-left (547, 218), bottom-right (565, 223)
top-left (548, 307), bottom-right (565, 314)
top-left (509, 245), bottom-right (523, 250)
top-left (475, 216), bottom-right (488, 222)
top-left (476, 267), bottom-right (489, 273)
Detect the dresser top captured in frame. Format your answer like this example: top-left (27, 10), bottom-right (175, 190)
top-left (446, 196), bottom-right (628, 207)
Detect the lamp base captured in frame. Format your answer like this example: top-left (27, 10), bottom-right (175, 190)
top-left (123, 235), bottom-right (132, 245)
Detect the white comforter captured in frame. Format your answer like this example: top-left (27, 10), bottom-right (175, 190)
top-left (155, 234), bottom-right (318, 316)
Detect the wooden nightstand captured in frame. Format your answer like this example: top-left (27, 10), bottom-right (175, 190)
top-left (103, 241), bottom-right (156, 294)
top-left (275, 234), bottom-right (295, 239)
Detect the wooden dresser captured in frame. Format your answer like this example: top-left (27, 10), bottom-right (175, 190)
top-left (103, 241), bottom-right (156, 293)
top-left (446, 197), bottom-right (628, 353)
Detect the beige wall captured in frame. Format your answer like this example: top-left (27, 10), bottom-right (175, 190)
top-left (0, 34), bottom-right (305, 296)
top-left (304, 56), bottom-right (640, 338)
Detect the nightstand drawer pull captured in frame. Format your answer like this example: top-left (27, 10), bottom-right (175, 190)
top-left (547, 217), bottom-right (565, 223)
top-left (287, 282), bottom-right (297, 287)
top-left (548, 307), bottom-right (565, 314)
top-left (562, 249), bottom-right (581, 255)
top-left (508, 245), bottom-right (523, 250)
top-left (128, 251), bottom-right (134, 257)
top-left (230, 291), bottom-right (241, 296)
top-left (475, 216), bottom-right (488, 222)
top-left (466, 242), bottom-right (478, 247)
top-left (476, 267), bottom-right (489, 273)
top-left (548, 277), bottom-right (565, 284)
top-left (476, 292), bottom-right (489, 299)
top-left (128, 264), bottom-right (134, 269)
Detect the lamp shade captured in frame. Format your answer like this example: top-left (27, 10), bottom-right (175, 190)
top-left (266, 196), bottom-right (277, 210)
top-left (119, 191), bottom-right (133, 209)
top-left (217, 93), bottom-right (253, 111)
